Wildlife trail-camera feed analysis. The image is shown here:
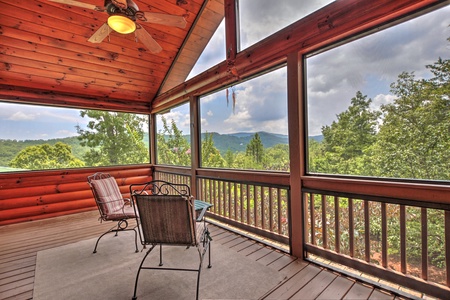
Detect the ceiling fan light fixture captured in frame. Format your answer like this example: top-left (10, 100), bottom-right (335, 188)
top-left (107, 14), bottom-right (136, 34)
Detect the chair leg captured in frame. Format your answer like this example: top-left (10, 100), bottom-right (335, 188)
top-left (132, 244), bottom-right (156, 300)
top-left (159, 244), bottom-right (163, 266)
top-left (93, 229), bottom-right (114, 253)
top-left (208, 240), bottom-right (212, 268)
top-left (133, 228), bottom-right (139, 253)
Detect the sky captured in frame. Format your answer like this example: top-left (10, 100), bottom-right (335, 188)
top-left (1, 1), bottom-right (449, 140)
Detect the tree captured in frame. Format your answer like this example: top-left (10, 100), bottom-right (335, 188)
top-left (9, 142), bottom-right (84, 170)
top-left (264, 144), bottom-right (290, 171)
top-left (320, 91), bottom-right (381, 175)
top-left (246, 133), bottom-right (264, 164)
top-left (373, 57), bottom-right (450, 180)
top-left (156, 116), bottom-right (190, 166)
top-left (76, 110), bottom-right (148, 166)
top-left (201, 133), bottom-right (225, 168)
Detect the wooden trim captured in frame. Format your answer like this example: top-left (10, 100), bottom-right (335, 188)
top-left (190, 95), bottom-right (199, 198)
top-left (287, 51), bottom-right (303, 257)
top-left (302, 176), bottom-right (450, 205)
top-left (225, 0), bottom-right (238, 60)
top-left (153, 0), bottom-right (443, 109)
top-left (196, 168), bottom-right (290, 187)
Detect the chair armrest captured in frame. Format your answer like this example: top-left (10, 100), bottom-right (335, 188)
top-left (123, 198), bottom-right (132, 206)
top-left (196, 206), bottom-right (208, 222)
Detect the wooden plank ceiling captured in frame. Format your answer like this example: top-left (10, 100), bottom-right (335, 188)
top-left (0, 0), bottom-right (224, 113)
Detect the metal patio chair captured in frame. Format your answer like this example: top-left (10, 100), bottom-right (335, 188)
top-left (87, 172), bottom-right (138, 253)
top-left (129, 180), bottom-right (212, 300)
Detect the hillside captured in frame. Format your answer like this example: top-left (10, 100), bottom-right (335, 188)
top-left (0, 133), bottom-right (322, 167)
top-left (202, 131), bottom-right (289, 155)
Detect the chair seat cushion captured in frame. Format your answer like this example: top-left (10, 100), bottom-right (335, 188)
top-left (104, 205), bottom-right (137, 221)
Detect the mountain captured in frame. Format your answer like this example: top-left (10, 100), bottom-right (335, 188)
top-left (201, 131), bottom-right (289, 155)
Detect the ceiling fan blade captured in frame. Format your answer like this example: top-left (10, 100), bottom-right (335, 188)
top-left (88, 23), bottom-right (110, 43)
top-left (141, 12), bottom-right (187, 29)
top-left (48, 0), bottom-right (101, 11)
top-left (135, 27), bottom-right (162, 54)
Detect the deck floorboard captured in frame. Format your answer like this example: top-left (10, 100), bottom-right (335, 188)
top-left (0, 211), bottom-right (401, 300)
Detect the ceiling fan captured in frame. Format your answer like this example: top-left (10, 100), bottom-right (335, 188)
top-left (48, 0), bottom-right (187, 53)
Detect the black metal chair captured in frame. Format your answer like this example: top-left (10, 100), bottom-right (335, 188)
top-left (87, 172), bottom-right (138, 253)
top-left (129, 180), bottom-right (212, 300)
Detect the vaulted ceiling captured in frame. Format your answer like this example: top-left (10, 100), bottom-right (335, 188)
top-left (0, 0), bottom-right (224, 113)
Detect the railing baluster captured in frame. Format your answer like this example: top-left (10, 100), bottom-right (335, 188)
top-left (261, 186), bottom-right (266, 230)
top-left (269, 187), bottom-right (273, 233)
top-left (349, 198), bottom-right (354, 257)
top-left (446, 211), bottom-right (450, 287)
top-left (227, 182), bottom-right (231, 219)
top-left (278, 188), bottom-right (282, 234)
top-left (311, 193), bottom-right (316, 245)
top-left (381, 202), bottom-right (387, 268)
top-left (335, 196), bottom-right (340, 253)
top-left (240, 183), bottom-right (244, 223)
top-left (400, 205), bottom-right (406, 274)
top-left (421, 207), bottom-right (428, 281)
top-left (364, 200), bottom-right (370, 262)
top-left (246, 184), bottom-right (250, 225)
top-left (321, 194), bottom-right (327, 249)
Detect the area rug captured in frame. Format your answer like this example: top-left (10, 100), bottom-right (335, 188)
top-left (34, 233), bottom-right (285, 299)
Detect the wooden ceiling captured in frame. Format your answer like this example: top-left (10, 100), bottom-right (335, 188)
top-left (0, 0), bottom-right (224, 113)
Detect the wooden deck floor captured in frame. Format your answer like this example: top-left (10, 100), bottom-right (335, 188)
top-left (1, 211), bottom-right (410, 300)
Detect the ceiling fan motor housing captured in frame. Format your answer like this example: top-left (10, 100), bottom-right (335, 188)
top-left (106, 0), bottom-right (138, 20)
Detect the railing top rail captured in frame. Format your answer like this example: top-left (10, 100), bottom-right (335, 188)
top-left (302, 187), bottom-right (450, 211)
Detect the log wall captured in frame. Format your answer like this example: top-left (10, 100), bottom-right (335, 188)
top-left (0, 165), bottom-right (153, 226)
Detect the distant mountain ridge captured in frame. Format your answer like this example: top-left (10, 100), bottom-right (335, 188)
top-left (197, 132), bottom-right (323, 155)
top-left (0, 133), bottom-right (323, 167)
top-left (201, 131), bottom-right (286, 155)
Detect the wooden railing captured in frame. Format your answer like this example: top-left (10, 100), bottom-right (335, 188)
top-left (154, 168), bottom-right (290, 246)
top-left (303, 188), bottom-right (450, 299)
top-left (153, 168), bottom-right (191, 186)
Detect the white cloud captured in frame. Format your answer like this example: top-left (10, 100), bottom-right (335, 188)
top-left (8, 111), bottom-right (36, 121)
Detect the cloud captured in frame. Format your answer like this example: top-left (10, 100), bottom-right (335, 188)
top-left (187, 20), bottom-right (226, 79)
top-left (8, 111), bottom-right (36, 121)
top-left (239, 0), bottom-right (334, 48)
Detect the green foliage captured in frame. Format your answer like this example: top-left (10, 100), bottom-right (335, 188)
top-left (308, 56), bottom-right (450, 271)
top-left (372, 58), bottom-right (450, 180)
top-left (319, 91), bottom-right (381, 175)
top-left (0, 136), bottom-right (87, 167)
top-left (9, 142), bottom-right (84, 170)
top-left (156, 116), bottom-right (191, 166)
top-left (76, 110), bottom-right (149, 166)
top-left (246, 133), bottom-right (264, 163)
top-left (202, 132), bottom-right (225, 168)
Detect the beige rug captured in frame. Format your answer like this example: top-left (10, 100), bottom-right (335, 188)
top-left (34, 233), bottom-right (285, 299)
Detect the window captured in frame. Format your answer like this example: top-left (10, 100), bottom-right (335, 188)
top-left (238, 0), bottom-right (334, 50)
top-left (187, 20), bottom-right (226, 80)
top-left (200, 67), bottom-right (289, 171)
top-left (0, 102), bottom-right (149, 172)
top-left (155, 102), bottom-right (191, 166)
top-left (306, 5), bottom-right (450, 181)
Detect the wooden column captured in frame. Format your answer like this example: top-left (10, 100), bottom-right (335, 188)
top-left (225, 0), bottom-right (238, 60)
top-left (190, 95), bottom-right (200, 198)
top-left (149, 113), bottom-right (156, 165)
top-left (287, 51), bottom-right (304, 257)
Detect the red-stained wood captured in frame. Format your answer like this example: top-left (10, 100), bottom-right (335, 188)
top-left (0, 166), bottom-right (152, 225)
top-left (152, 0), bottom-right (443, 111)
top-left (0, 211), bottom-right (389, 300)
top-left (0, 0), bottom-right (209, 111)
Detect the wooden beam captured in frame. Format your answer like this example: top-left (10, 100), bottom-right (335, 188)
top-left (153, 0), bottom-right (443, 110)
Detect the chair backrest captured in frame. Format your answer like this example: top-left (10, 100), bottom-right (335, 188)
top-left (133, 194), bottom-right (196, 246)
top-left (129, 180), bottom-right (196, 246)
top-left (88, 172), bottom-right (125, 218)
